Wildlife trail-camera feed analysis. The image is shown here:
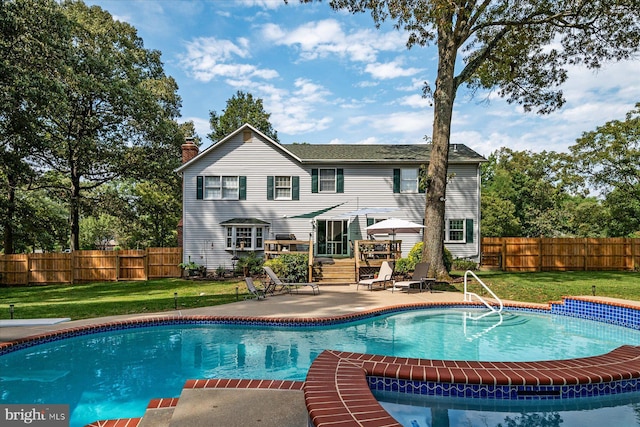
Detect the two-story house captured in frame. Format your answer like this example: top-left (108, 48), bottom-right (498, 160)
top-left (176, 123), bottom-right (486, 273)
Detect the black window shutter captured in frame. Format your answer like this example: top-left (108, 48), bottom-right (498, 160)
top-left (292, 176), bottom-right (299, 200)
top-left (311, 169), bottom-right (318, 193)
top-left (267, 176), bottom-right (274, 200)
top-left (393, 169), bottom-right (400, 193)
top-left (196, 176), bottom-right (203, 199)
top-left (239, 176), bottom-right (246, 200)
top-left (367, 218), bottom-right (375, 226)
top-left (336, 169), bottom-right (344, 193)
top-left (466, 219), bottom-right (474, 243)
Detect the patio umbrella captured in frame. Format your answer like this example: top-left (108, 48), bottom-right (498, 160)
top-left (366, 217), bottom-right (425, 258)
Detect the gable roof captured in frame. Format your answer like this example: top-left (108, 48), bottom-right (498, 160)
top-left (176, 124), bottom-right (486, 173)
top-left (284, 143), bottom-right (485, 164)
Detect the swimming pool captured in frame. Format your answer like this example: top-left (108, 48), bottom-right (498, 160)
top-left (374, 389), bottom-right (640, 427)
top-left (2, 306), bottom-right (640, 427)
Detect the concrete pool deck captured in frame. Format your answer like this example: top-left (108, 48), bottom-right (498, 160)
top-left (2, 285), bottom-right (640, 427)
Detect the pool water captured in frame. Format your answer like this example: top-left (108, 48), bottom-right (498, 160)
top-left (2, 309), bottom-right (640, 427)
top-left (375, 390), bottom-right (640, 427)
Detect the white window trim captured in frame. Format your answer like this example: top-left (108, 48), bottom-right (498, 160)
top-left (204, 176), bottom-right (239, 200)
top-left (319, 168), bottom-right (336, 193)
top-left (445, 219), bottom-right (466, 243)
top-left (275, 176), bottom-right (292, 200)
top-left (224, 226), bottom-right (266, 251)
top-left (400, 168), bottom-right (419, 193)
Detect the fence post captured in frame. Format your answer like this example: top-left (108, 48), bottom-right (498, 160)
top-left (501, 240), bottom-right (506, 271)
top-left (538, 238), bottom-right (542, 272)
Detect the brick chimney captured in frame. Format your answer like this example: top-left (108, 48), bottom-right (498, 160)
top-left (178, 137), bottom-right (198, 248)
top-left (181, 136), bottom-right (199, 164)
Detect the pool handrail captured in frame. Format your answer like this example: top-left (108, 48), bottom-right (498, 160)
top-left (463, 270), bottom-right (504, 313)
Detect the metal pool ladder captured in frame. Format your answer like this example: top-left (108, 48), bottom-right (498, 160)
top-left (463, 270), bottom-right (503, 313)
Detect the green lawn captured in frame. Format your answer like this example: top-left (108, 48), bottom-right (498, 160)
top-left (0, 271), bottom-right (638, 320)
top-left (448, 270), bottom-right (640, 304)
top-left (0, 278), bottom-right (247, 320)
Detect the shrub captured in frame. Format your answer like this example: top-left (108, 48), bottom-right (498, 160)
top-left (452, 258), bottom-right (478, 271)
top-left (235, 251), bottom-right (264, 275)
top-left (395, 242), bottom-right (453, 273)
top-left (269, 253), bottom-right (309, 282)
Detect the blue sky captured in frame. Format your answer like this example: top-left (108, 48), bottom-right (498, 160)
top-left (86, 0), bottom-right (640, 157)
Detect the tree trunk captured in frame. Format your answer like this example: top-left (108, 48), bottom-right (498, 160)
top-left (69, 175), bottom-right (81, 251)
top-left (3, 173), bottom-right (16, 254)
top-left (423, 25), bottom-right (457, 280)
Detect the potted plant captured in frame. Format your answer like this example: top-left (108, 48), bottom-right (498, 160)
top-left (178, 259), bottom-right (202, 277)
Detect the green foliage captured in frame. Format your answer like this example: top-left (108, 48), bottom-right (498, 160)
top-left (395, 242), bottom-right (452, 274)
top-left (24, 1), bottom-right (183, 251)
top-left (452, 258), bottom-right (478, 271)
top-left (570, 103), bottom-right (640, 237)
top-left (264, 253), bottom-right (309, 282)
top-left (79, 214), bottom-right (120, 250)
top-left (208, 91), bottom-right (278, 143)
top-left (236, 251), bottom-right (264, 276)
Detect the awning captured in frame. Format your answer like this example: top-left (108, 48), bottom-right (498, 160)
top-left (289, 202), bottom-right (346, 218)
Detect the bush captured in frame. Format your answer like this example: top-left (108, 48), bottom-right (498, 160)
top-left (264, 253), bottom-right (309, 282)
top-left (452, 258), bottom-right (478, 271)
top-left (235, 251), bottom-right (264, 276)
top-left (394, 242), bottom-right (453, 274)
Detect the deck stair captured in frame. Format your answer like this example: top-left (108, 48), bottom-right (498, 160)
top-left (312, 257), bottom-right (356, 284)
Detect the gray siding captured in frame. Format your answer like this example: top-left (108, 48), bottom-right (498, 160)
top-left (181, 131), bottom-right (482, 270)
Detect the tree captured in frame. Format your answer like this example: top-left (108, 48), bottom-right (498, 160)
top-left (208, 91), bottom-right (278, 143)
top-left (0, 0), bottom-right (70, 253)
top-left (302, 0), bottom-right (640, 278)
top-left (481, 148), bottom-right (604, 237)
top-left (30, 1), bottom-right (182, 251)
top-left (570, 103), bottom-right (640, 236)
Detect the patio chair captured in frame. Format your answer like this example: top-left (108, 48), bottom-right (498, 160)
top-left (391, 262), bottom-right (435, 293)
top-left (263, 266), bottom-right (320, 295)
top-left (244, 277), bottom-right (266, 300)
top-left (357, 261), bottom-right (394, 291)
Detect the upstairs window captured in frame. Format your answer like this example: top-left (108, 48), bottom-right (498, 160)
top-left (400, 168), bottom-right (419, 193)
top-left (196, 176), bottom-right (246, 200)
top-left (393, 168), bottom-right (425, 193)
top-left (311, 168), bottom-right (344, 193)
top-left (267, 176), bottom-right (299, 200)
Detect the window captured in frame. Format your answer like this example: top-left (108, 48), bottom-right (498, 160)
top-left (267, 176), bottom-right (299, 200)
top-left (202, 176), bottom-right (239, 200)
top-left (311, 169), bottom-right (343, 193)
top-left (319, 168), bottom-right (336, 192)
top-left (225, 226), bottom-right (267, 250)
top-left (275, 176), bottom-right (291, 200)
top-left (447, 219), bottom-right (465, 242)
top-left (400, 168), bottom-right (419, 193)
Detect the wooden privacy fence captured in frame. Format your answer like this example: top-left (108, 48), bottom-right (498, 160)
top-left (481, 237), bottom-right (640, 271)
top-left (0, 247), bottom-right (183, 285)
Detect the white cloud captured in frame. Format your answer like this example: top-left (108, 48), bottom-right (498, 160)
top-left (179, 37), bottom-right (278, 82)
top-left (399, 94), bottom-right (431, 109)
top-left (236, 0), bottom-right (285, 10)
top-left (261, 19), bottom-right (407, 63)
top-left (365, 59), bottom-right (423, 80)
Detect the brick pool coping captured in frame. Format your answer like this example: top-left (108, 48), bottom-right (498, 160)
top-left (2, 296), bottom-right (640, 427)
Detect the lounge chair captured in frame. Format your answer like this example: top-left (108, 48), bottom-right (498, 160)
top-left (244, 277), bottom-right (266, 300)
top-left (357, 261), bottom-right (394, 291)
top-left (263, 266), bottom-right (320, 295)
top-left (391, 262), bottom-right (435, 293)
